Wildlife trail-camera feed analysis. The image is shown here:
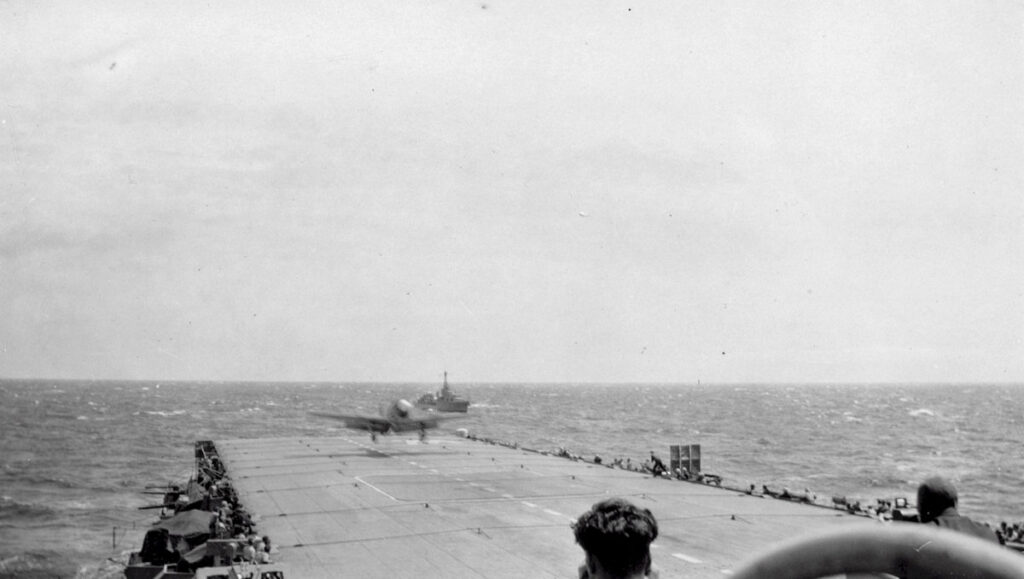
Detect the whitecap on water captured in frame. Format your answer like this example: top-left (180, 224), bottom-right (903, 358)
top-left (908, 408), bottom-right (935, 417)
top-left (143, 410), bottom-right (187, 417)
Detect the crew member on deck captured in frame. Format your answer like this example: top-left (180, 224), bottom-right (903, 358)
top-left (648, 451), bottom-right (667, 477)
top-left (573, 498), bottom-right (660, 579)
top-left (916, 476), bottom-right (999, 543)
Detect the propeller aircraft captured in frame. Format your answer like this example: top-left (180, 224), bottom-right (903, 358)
top-left (310, 399), bottom-right (465, 441)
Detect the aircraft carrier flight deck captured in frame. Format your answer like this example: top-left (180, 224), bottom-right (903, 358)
top-left (214, 434), bottom-right (868, 578)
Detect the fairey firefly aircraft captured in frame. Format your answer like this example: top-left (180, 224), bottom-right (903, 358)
top-left (310, 399), bottom-right (464, 441)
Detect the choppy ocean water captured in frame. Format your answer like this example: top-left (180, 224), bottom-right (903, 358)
top-left (1, 380), bottom-right (1022, 578)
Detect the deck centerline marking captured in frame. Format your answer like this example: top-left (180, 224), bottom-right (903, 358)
top-left (353, 477), bottom-right (398, 501)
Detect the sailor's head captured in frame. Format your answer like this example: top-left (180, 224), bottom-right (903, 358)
top-left (917, 476), bottom-right (958, 522)
top-left (574, 497), bottom-right (658, 578)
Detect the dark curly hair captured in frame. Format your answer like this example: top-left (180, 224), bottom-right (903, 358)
top-left (573, 498), bottom-right (659, 577)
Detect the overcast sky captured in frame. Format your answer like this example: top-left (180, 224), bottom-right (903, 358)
top-left (1, 1), bottom-right (1021, 384)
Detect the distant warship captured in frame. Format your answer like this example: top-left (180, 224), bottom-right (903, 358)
top-left (414, 371), bottom-right (469, 412)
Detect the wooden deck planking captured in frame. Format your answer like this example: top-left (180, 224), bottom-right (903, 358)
top-left (216, 435), bottom-right (866, 578)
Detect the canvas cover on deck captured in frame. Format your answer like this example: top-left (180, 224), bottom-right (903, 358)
top-left (152, 510), bottom-right (216, 537)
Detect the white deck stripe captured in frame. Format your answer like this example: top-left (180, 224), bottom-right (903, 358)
top-left (353, 477), bottom-right (397, 501)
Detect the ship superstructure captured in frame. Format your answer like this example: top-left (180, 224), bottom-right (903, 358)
top-left (414, 371), bottom-right (469, 412)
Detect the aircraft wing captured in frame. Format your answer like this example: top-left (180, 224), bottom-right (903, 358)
top-left (309, 412), bottom-right (390, 432)
top-left (388, 413), bottom-right (464, 432)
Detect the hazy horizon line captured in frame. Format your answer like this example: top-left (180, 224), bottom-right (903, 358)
top-left (3, 377), bottom-right (1023, 387)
